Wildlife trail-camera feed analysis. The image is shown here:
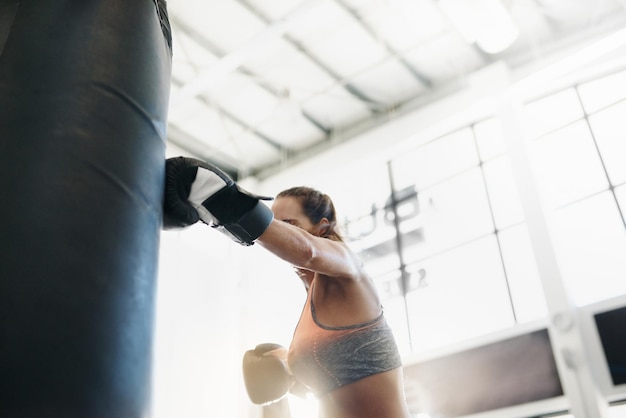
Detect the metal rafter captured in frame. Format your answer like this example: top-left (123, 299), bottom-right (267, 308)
top-left (168, 76), bottom-right (296, 178)
top-left (334, 0), bottom-right (434, 89)
top-left (234, 0), bottom-right (385, 111)
top-left (170, 14), bottom-right (331, 136)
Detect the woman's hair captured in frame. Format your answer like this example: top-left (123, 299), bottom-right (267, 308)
top-left (277, 186), bottom-right (343, 242)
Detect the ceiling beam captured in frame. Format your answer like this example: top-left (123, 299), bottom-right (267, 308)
top-left (169, 13), bottom-right (331, 135)
top-left (334, 0), bottom-right (434, 89)
top-left (166, 124), bottom-right (241, 179)
top-left (234, 0), bottom-right (385, 111)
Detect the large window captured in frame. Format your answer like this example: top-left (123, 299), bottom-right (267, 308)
top-left (337, 68), bottom-right (626, 356)
top-left (524, 71), bottom-right (626, 306)
top-left (337, 119), bottom-right (544, 356)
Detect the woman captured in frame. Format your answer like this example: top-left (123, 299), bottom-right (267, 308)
top-left (256, 187), bottom-right (410, 418)
top-left (163, 157), bottom-right (410, 418)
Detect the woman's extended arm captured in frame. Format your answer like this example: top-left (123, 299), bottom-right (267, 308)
top-left (257, 219), bottom-right (361, 280)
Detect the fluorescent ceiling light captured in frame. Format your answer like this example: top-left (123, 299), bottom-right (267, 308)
top-left (439, 0), bottom-right (519, 54)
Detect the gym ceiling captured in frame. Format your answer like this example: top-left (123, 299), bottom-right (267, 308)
top-left (165, 0), bottom-right (626, 180)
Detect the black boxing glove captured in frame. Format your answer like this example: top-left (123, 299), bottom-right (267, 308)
top-left (242, 343), bottom-right (293, 405)
top-left (162, 156), bottom-right (274, 246)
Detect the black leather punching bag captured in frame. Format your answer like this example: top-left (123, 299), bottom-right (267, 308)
top-left (0, 1), bottom-right (172, 417)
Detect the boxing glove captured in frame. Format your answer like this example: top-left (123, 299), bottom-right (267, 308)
top-left (162, 156), bottom-right (274, 246)
top-left (242, 343), bottom-right (293, 405)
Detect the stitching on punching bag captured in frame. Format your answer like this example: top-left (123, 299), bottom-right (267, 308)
top-left (0, 3), bottom-right (19, 58)
top-left (152, 0), bottom-right (172, 55)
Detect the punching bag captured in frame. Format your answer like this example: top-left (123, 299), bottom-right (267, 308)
top-left (0, 1), bottom-right (172, 417)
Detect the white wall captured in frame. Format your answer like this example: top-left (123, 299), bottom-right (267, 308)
top-left (152, 226), bottom-right (242, 417)
top-left (152, 221), bottom-right (308, 417)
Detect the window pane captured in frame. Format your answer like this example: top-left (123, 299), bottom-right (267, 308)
top-left (578, 69), bottom-right (626, 114)
top-left (550, 192), bottom-right (626, 306)
top-left (498, 225), bottom-right (548, 323)
top-left (616, 184), bottom-right (626, 215)
top-left (335, 163), bottom-right (399, 275)
top-left (323, 162), bottom-right (392, 222)
top-left (361, 250), bottom-right (401, 279)
top-left (474, 118), bottom-right (506, 161)
top-left (403, 168), bottom-right (494, 263)
top-left (482, 156), bottom-right (525, 229)
top-left (588, 100), bottom-right (626, 186)
top-left (610, 403), bottom-right (626, 418)
top-left (373, 271), bottom-right (412, 356)
top-left (392, 128), bottom-right (479, 191)
top-left (529, 120), bottom-right (609, 209)
top-left (405, 236), bottom-right (515, 353)
top-left (382, 295), bottom-right (412, 356)
top-left (523, 88), bottom-right (584, 139)
top-left (348, 206), bottom-right (402, 277)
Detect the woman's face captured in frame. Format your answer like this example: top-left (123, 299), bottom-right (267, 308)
top-left (271, 196), bottom-right (317, 235)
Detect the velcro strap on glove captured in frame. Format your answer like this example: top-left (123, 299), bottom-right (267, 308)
top-left (164, 156), bottom-right (275, 245)
top-left (213, 200), bottom-right (275, 246)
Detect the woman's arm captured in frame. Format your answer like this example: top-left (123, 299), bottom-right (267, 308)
top-left (257, 219), bottom-right (361, 280)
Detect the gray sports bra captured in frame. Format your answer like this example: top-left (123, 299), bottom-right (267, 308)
top-left (287, 282), bottom-right (402, 396)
